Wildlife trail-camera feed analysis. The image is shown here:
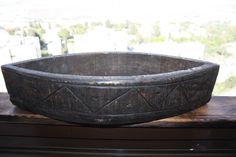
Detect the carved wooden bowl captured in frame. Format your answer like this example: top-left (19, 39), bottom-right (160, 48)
top-left (1, 52), bottom-right (219, 125)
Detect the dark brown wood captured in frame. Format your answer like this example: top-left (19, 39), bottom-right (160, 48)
top-left (0, 93), bottom-right (236, 156)
top-left (1, 52), bottom-right (219, 125)
top-left (1, 93), bottom-right (236, 128)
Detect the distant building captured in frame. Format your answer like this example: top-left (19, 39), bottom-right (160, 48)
top-left (68, 27), bottom-right (131, 53)
top-left (134, 42), bottom-right (204, 59)
top-left (44, 30), bottom-right (62, 55)
top-left (0, 28), bottom-right (41, 92)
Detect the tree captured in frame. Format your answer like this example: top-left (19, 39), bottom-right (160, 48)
top-left (58, 28), bottom-right (70, 40)
top-left (27, 22), bottom-right (45, 37)
top-left (58, 28), bottom-right (71, 54)
top-left (70, 24), bottom-right (87, 35)
top-left (34, 32), bottom-right (47, 50)
top-left (152, 22), bottom-right (161, 37)
top-left (25, 24), bottom-right (46, 50)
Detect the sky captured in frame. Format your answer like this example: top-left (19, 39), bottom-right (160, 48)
top-left (0, 0), bottom-right (236, 23)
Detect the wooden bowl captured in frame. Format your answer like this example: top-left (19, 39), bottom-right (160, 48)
top-left (1, 52), bottom-right (219, 125)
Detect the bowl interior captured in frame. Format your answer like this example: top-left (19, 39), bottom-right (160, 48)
top-left (16, 53), bottom-right (203, 76)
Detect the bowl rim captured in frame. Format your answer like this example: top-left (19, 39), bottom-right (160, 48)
top-left (1, 52), bottom-right (219, 86)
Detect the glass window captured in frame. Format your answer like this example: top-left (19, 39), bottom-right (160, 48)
top-left (0, 0), bottom-right (235, 96)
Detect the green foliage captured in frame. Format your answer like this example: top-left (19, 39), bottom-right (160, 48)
top-left (58, 28), bottom-right (70, 39)
top-left (103, 20), bottom-right (140, 32)
top-left (166, 21), bottom-right (236, 58)
top-left (201, 21), bottom-right (236, 57)
top-left (204, 45), bottom-right (233, 58)
top-left (109, 23), bottom-right (126, 31)
top-left (172, 37), bottom-right (190, 43)
top-left (105, 20), bottom-right (127, 31)
top-left (57, 28), bottom-right (71, 54)
top-left (67, 38), bottom-right (74, 43)
top-left (213, 76), bottom-right (236, 95)
top-left (26, 28), bottom-right (37, 36)
top-left (26, 22), bottom-right (45, 37)
top-left (70, 23), bottom-right (87, 35)
top-left (203, 21), bottom-right (236, 46)
top-left (23, 22), bottom-right (46, 50)
top-left (41, 50), bottom-right (52, 57)
top-left (146, 36), bottom-right (165, 43)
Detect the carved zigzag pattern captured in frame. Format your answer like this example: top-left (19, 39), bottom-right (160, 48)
top-left (43, 87), bottom-right (92, 113)
top-left (42, 83), bottom-right (192, 115)
top-left (43, 87), bottom-right (157, 114)
top-left (42, 86), bottom-right (130, 113)
top-left (181, 73), bottom-right (213, 103)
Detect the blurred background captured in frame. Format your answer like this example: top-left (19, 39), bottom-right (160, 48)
top-left (0, 0), bottom-right (236, 95)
